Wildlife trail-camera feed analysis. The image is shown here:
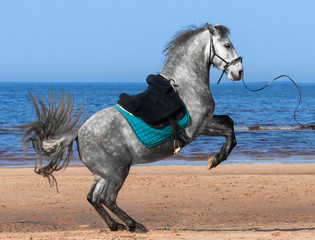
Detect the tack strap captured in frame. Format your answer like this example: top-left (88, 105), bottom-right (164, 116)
top-left (206, 24), bottom-right (243, 84)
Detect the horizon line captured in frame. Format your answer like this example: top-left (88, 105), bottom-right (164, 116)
top-left (0, 80), bottom-right (314, 84)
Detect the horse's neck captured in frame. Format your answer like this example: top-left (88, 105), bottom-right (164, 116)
top-left (162, 62), bottom-right (210, 97)
top-left (161, 30), bottom-right (210, 94)
top-left (161, 30), bottom-right (213, 108)
top-left (161, 30), bottom-right (214, 138)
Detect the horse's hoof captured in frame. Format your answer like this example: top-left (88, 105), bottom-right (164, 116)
top-left (129, 223), bottom-right (148, 233)
top-left (110, 223), bottom-right (128, 231)
top-left (207, 156), bottom-right (218, 170)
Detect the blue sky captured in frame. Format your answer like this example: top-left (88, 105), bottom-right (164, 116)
top-left (0, 1), bottom-right (314, 83)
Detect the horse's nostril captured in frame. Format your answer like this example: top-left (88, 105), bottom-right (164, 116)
top-left (239, 70), bottom-right (243, 78)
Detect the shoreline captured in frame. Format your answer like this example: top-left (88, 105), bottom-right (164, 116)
top-left (2, 163), bottom-right (315, 176)
top-left (1, 164), bottom-right (315, 239)
top-left (1, 158), bottom-right (315, 169)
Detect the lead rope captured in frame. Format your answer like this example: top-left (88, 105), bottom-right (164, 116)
top-left (242, 75), bottom-right (315, 130)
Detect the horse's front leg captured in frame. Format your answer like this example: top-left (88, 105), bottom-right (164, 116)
top-left (200, 115), bottom-right (237, 169)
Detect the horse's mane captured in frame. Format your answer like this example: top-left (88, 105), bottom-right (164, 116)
top-left (163, 24), bottom-right (230, 59)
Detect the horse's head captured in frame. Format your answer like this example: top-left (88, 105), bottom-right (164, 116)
top-left (208, 24), bottom-right (243, 82)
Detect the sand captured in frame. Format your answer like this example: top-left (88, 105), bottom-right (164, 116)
top-left (0, 164), bottom-right (315, 239)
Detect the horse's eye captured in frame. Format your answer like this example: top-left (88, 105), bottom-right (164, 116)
top-left (224, 43), bottom-right (231, 48)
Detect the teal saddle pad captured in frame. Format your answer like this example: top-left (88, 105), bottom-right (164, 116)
top-left (115, 105), bottom-right (189, 147)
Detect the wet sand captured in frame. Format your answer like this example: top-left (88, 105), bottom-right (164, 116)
top-left (0, 164), bottom-right (315, 239)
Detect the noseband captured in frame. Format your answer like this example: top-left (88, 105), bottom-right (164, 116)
top-left (207, 24), bottom-right (243, 84)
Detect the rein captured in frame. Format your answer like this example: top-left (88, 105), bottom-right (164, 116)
top-left (206, 24), bottom-right (314, 130)
top-left (242, 75), bottom-right (315, 130)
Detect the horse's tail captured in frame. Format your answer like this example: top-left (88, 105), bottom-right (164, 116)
top-left (21, 90), bottom-right (86, 191)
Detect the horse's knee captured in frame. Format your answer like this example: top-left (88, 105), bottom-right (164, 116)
top-left (222, 115), bottom-right (234, 128)
top-left (231, 137), bottom-right (237, 148)
top-left (87, 193), bottom-right (93, 203)
top-left (88, 180), bottom-right (120, 209)
top-left (87, 178), bottom-right (108, 204)
top-left (87, 179), bottom-right (97, 203)
top-left (215, 115), bottom-right (234, 129)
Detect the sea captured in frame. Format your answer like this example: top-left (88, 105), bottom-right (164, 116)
top-left (0, 81), bottom-right (314, 168)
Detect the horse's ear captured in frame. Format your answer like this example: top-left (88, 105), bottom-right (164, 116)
top-left (213, 23), bottom-right (220, 33)
top-left (206, 24), bottom-right (214, 35)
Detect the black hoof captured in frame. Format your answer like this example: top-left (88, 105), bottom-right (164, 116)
top-left (110, 223), bottom-right (128, 231)
top-left (129, 223), bottom-right (148, 233)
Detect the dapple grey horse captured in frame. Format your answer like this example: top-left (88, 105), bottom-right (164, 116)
top-left (22, 24), bottom-right (243, 233)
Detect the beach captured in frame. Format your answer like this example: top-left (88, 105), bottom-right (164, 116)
top-left (0, 164), bottom-right (314, 239)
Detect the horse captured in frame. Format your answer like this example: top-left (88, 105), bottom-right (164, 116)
top-left (21, 23), bottom-right (243, 233)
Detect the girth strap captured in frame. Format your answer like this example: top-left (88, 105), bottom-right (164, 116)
top-left (168, 118), bottom-right (190, 154)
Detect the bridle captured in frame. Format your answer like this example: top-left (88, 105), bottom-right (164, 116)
top-left (206, 24), bottom-right (243, 84)
top-left (205, 24), bottom-right (314, 130)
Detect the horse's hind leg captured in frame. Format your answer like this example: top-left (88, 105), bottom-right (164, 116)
top-left (201, 115), bottom-right (237, 169)
top-left (88, 172), bottom-right (147, 233)
top-left (87, 175), bottom-right (127, 231)
top-left (104, 194), bottom-right (147, 233)
top-left (102, 175), bottom-right (147, 233)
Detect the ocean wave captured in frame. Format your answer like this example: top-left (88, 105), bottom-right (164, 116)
top-left (0, 125), bottom-right (314, 136)
top-left (0, 125), bottom-right (25, 134)
top-left (236, 126), bottom-right (314, 131)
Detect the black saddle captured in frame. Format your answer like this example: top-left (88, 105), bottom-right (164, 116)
top-left (118, 74), bottom-right (186, 129)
